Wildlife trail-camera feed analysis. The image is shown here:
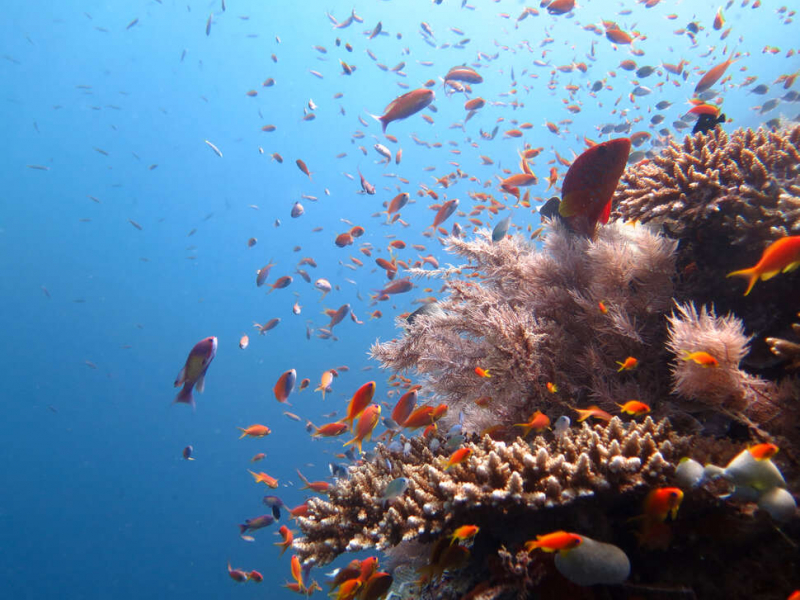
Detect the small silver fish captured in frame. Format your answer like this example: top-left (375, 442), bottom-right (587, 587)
top-left (553, 415), bottom-right (570, 437)
top-left (492, 216), bottom-right (512, 242)
top-left (291, 202), bottom-right (304, 218)
top-left (381, 477), bottom-right (409, 500)
top-left (445, 434), bottom-right (465, 450)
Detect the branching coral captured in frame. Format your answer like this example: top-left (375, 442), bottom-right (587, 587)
top-left (294, 417), bottom-right (700, 567)
top-left (371, 221), bottom-right (677, 433)
top-left (615, 125), bottom-right (800, 246)
top-left (765, 313), bottom-right (800, 370)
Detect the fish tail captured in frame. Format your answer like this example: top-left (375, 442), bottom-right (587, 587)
top-left (239, 524), bottom-right (248, 535)
top-left (369, 112), bottom-right (387, 133)
top-left (173, 385), bottom-right (195, 409)
top-left (238, 428), bottom-right (248, 439)
top-left (726, 267), bottom-right (758, 296)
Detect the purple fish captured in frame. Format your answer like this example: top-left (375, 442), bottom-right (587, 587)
top-left (173, 337), bottom-right (217, 409)
top-left (239, 514), bottom-right (275, 535)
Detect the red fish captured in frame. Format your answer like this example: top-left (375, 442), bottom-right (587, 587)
top-left (228, 562), bottom-right (249, 582)
top-left (391, 389), bottom-right (418, 426)
top-left (525, 531), bottom-right (583, 553)
top-left (273, 369), bottom-right (297, 403)
top-left (342, 381), bottom-right (377, 430)
top-left (643, 487), bottom-right (683, 522)
top-left (558, 138), bottom-right (631, 238)
top-left (373, 88), bottom-right (435, 133)
top-left (432, 199), bottom-right (459, 229)
top-left (312, 422), bottom-right (349, 437)
top-left (173, 336), bottom-right (218, 409)
top-left (296, 159), bottom-right (312, 179)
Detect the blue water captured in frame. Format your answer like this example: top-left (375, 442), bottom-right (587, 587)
top-left (1, 0), bottom-right (797, 598)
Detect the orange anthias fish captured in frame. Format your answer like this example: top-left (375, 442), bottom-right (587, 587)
top-left (297, 470), bottom-right (331, 494)
top-left (450, 525), bottom-right (479, 545)
top-left (402, 405), bottom-right (436, 430)
top-left (444, 447), bottom-right (472, 470)
top-left (290, 555), bottom-right (303, 588)
top-left (343, 404), bottom-right (381, 454)
top-left (173, 336), bottom-right (217, 409)
top-left (228, 561), bottom-right (250, 582)
top-left (524, 531), bottom-right (583, 553)
top-left (514, 410), bottom-right (551, 436)
top-left (373, 88), bottom-right (435, 133)
top-left (250, 452), bottom-right (266, 463)
top-left (312, 422), bottom-right (349, 437)
top-left (474, 367), bottom-right (491, 378)
top-left (558, 138), bottom-right (631, 238)
top-left (616, 356), bottom-right (638, 372)
top-left (617, 400), bottom-right (650, 416)
top-left (748, 442), bottom-right (779, 460)
top-left (238, 424), bottom-right (272, 439)
top-left (249, 470), bottom-right (279, 488)
top-left (681, 350), bottom-right (719, 367)
top-left (315, 369), bottom-right (335, 399)
top-left (296, 159), bottom-right (312, 180)
top-left (643, 487), bottom-right (684, 522)
top-left (341, 381), bottom-right (376, 431)
top-left (694, 51), bottom-right (739, 94)
top-left (726, 235), bottom-right (800, 296)
top-left (332, 579), bottom-right (361, 600)
top-left (274, 369), bottom-right (297, 403)
top-left (573, 405), bottom-right (614, 422)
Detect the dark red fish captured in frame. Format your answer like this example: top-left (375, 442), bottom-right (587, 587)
top-left (558, 138), bottom-right (631, 238)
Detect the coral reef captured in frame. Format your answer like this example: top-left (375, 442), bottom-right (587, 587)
top-left (298, 126), bottom-right (800, 599)
top-left (615, 125), bottom-right (800, 246)
top-left (294, 417), bottom-right (712, 567)
top-left (614, 126), bottom-right (800, 378)
top-left (371, 221), bottom-right (677, 433)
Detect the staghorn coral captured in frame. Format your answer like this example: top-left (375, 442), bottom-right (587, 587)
top-left (615, 125), bottom-right (800, 247)
top-left (294, 417), bottom-right (699, 567)
top-left (371, 220), bottom-right (677, 433)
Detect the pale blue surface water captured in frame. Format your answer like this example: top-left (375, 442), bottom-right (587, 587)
top-left (1, 0), bottom-right (798, 598)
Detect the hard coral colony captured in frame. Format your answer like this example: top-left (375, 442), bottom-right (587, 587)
top-left (157, 1), bottom-right (800, 599)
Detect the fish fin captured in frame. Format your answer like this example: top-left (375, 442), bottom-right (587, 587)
top-left (599, 199), bottom-right (612, 224)
top-left (238, 428), bottom-right (248, 439)
top-left (174, 365), bottom-right (186, 387)
top-left (782, 261), bottom-right (800, 274)
top-left (173, 385), bottom-right (195, 409)
top-left (759, 269), bottom-right (781, 282)
top-left (726, 267), bottom-right (758, 296)
top-left (196, 373), bottom-right (206, 394)
top-left (368, 112), bottom-right (388, 133)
